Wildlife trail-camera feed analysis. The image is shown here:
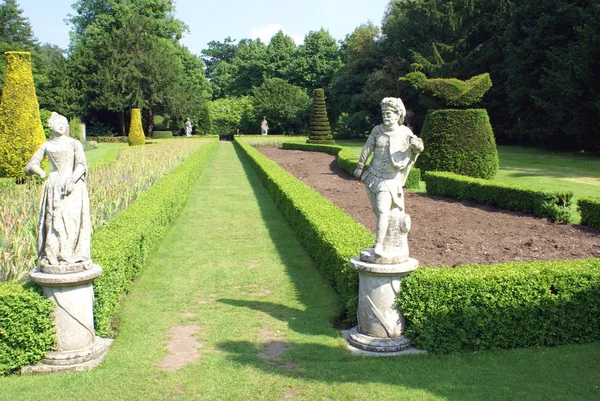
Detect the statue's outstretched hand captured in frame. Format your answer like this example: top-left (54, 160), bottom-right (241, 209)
top-left (354, 167), bottom-right (363, 179)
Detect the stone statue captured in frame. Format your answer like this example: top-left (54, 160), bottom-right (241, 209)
top-left (354, 97), bottom-right (423, 264)
top-left (185, 118), bottom-right (192, 137)
top-left (260, 117), bottom-right (269, 135)
top-left (25, 112), bottom-right (91, 274)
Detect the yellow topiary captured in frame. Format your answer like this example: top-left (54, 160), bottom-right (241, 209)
top-left (0, 51), bottom-right (46, 179)
top-left (128, 108), bottom-right (145, 146)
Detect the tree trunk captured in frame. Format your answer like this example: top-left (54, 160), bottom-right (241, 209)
top-left (145, 109), bottom-right (154, 138)
top-left (117, 111), bottom-right (126, 136)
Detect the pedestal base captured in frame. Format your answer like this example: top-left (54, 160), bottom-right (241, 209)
top-left (21, 337), bottom-right (113, 374)
top-left (347, 327), bottom-right (411, 352)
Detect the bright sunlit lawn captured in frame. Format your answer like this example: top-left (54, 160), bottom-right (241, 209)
top-left (1, 142), bottom-right (598, 401)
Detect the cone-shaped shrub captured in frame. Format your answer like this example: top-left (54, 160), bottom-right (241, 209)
top-left (307, 88), bottom-right (334, 144)
top-left (0, 52), bottom-right (46, 179)
top-left (128, 108), bottom-right (145, 146)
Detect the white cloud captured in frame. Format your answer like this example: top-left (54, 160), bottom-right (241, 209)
top-left (249, 23), bottom-right (304, 45)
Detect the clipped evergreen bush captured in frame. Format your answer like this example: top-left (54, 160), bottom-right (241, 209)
top-left (0, 51), bottom-right (46, 180)
top-left (307, 88), bottom-right (334, 144)
top-left (0, 282), bottom-right (55, 375)
top-left (578, 197), bottom-right (600, 229)
top-left (151, 130), bottom-right (174, 139)
top-left (128, 108), bottom-right (145, 146)
top-left (403, 72), bottom-right (499, 179)
top-left (69, 117), bottom-right (83, 142)
top-left (398, 260), bottom-right (600, 353)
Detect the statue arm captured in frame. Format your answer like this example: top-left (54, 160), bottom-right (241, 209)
top-left (409, 132), bottom-right (424, 153)
top-left (25, 144), bottom-right (47, 179)
top-left (65, 141), bottom-right (87, 194)
top-left (354, 129), bottom-right (376, 178)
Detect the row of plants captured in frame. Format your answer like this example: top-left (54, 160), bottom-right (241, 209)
top-left (235, 138), bottom-right (373, 322)
top-left (578, 197), bottom-right (600, 230)
top-left (0, 139), bottom-right (219, 374)
top-left (398, 259), bottom-right (600, 353)
top-left (423, 171), bottom-right (573, 223)
top-left (281, 141), bottom-right (421, 190)
top-left (1, 139), bottom-right (211, 282)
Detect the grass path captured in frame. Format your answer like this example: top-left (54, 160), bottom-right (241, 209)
top-left (1, 143), bottom-right (599, 400)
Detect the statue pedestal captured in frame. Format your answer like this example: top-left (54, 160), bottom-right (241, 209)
top-left (347, 254), bottom-right (418, 353)
top-left (22, 265), bottom-right (112, 374)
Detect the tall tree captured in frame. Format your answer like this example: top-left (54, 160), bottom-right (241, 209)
top-left (293, 29), bottom-right (342, 90)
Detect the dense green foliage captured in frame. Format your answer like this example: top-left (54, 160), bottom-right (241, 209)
top-left (418, 109), bottom-right (498, 179)
top-left (307, 88), bottom-right (334, 144)
top-left (127, 108), bottom-right (145, 146)
top-left (236, 138), bottom-right (374, 322)
top-left (151, 130), bottom-right (173, 139)
top-left (69, 116), bottom-right (83, 141)
top-left (92, 140), bottom-right (218, 336)
top-left (578, 197), bottom-right (600, 230)
top-left (207, 96), bottom-right (254, 135)
top-left (403, 72), bottom-right (492, 108)
top-left (424, 171), bottom-right (572, 223)
top-left (282, 142), bottom-right (342, 155)
top-left (398, 260), bottom-right (600, 353)
top-left (0, 282), bottom-right (55, 375)
top-left (0, 51), bottom-right (45, 179)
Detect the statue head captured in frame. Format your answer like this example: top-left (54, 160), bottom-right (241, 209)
top-left (48, 112), bottom-right (69, 136)
top-left (381, 97), bottom-right (406, 126)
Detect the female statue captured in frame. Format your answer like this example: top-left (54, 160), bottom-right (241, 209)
top-left (26, 112), bottom-right (91, 273)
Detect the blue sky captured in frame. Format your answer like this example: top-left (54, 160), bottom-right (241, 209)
top-left (17, 0), bottom-right (391, 55)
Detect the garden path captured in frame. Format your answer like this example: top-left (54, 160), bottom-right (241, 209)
top-left (1, 143), bottom-right (598, 400)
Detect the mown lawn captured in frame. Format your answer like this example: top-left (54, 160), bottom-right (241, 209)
top-left (1, 142), bottom-right (598, 401)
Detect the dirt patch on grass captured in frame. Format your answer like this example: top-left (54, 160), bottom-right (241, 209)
top-left (258, 329), bottom-right (289, 361)
top-left (157, 325), bottom-right (203, 372)
top-left (257, 146), bottom-right (600, 267)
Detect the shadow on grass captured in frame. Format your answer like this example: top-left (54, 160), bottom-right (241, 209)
top-left (224, 143), bottom-right (600, 400)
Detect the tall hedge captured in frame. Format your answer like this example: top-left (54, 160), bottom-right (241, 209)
top-left (0, 51), bottom-right (46, 180)
top-left (419, 109), bottom-right (499, 179)
top-left (307, 88), bottom-right (334, 144)
top-left (128, 108), bottom-right (145, 146)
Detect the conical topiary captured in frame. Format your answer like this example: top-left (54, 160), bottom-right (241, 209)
top-left (0, 51), bottom-right (46, 180)
top-left (307, 88), bottom-right (334, 144)
top-left (128, 108), bottom-right (145, 146)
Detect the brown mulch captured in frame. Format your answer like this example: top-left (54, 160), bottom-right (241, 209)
top-left (257, 147), bottom-right (600, 267)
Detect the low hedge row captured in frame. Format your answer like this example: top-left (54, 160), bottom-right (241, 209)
top-left (235, 138), bottom-right (374, 322)
top-left (0, 282), bottom-right (55, 375)
top-left (89, 136), bottom-right (128, 143)
top-left (424, 171), bottom-right (572, 222)
top-left (282, 141), bottom-right (421, 190)
top-left (151, 130), bottom-right (173, 139)
top-left (578, 197), bottom-right (600, 229)
top-left (398, 259), bottom-right (600, 353)
top-left (91, 139), bottom-right (218, 336)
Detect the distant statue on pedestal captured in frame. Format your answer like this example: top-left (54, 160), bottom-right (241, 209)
top-left (260, 117), bottom-right (269, 135)
top-left (185, 118), bottom-right (193, 137)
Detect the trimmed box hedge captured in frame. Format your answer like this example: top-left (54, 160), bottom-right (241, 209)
top-left (578, 197), bottom-right (600, 229)
top-left (92, 139), bottom-right (218, 336)
top-left (235, 138), bottom-right (374, 322)
top-left (91, 136), bottom-right (128, 143)
top-left (282, 141), bottom-right (421, 190)
top-left (424, 171), bottom-right (572, 222)
top-left (151, 130), bottom-right (174, 139)
top-left (398, 259), bottom-right (600, 353)
top-left (0, 282), bottom-right (55, 375)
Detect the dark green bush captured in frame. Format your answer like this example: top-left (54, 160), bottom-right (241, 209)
top-left (418, 109), bottom-right (499, 179)
top-left (402, 72), bottom-right (492, 109)
top-left (307, 88), bottom-right (334, 144)
top-left (334, 111), bottom-right (373, 139)
top-left (91, 140), bottom-right (218, 336)
top-left (0, 282), bottom-right (55, 375)
top-left (578, 197), bottom-right (600, 229)
top-left (282, 142), bottom-right (342, 155)
top-left (398, 259), bottom-right (600, 353)
top-left (151, 131), bottom-right (174, 139)
top-left (235, 138), bottom-right (374, 322)
top-left (424, 171), bottom-right (572, 223)
top-left (94, 136), bottom-right (127, 143)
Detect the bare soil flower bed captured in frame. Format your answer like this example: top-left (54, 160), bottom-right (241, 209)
top-left (257, 146), bottom-right (600, 267)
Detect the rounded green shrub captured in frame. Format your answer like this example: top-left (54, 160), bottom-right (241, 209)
top-left (128, 108), bottom-right (145, 146)
top-left (0, 51), bottom-right (46, 180)
top-left (307, 88), bottom-right (334, 144)
top-left (418, 109), bottom-right (498, 179)
top-left (0, 282), bottom-right (55, 375)
top-left (151, 130), bottom-right (173, 139)
top-left (69, 117), bottom-right (83, 142)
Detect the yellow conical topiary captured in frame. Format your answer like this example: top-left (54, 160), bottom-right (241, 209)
top-left (128, 108), bottom-right (145, 146)
top-left (0, 51), bottom-right (46, 179)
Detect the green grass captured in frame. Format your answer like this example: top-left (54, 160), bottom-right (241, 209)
top-left (1, 143), bottom-right (598, 400)
top-left (85, 142), bottom-right (128, 168)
